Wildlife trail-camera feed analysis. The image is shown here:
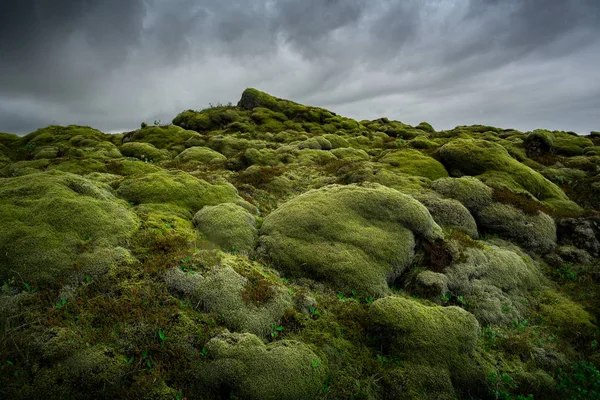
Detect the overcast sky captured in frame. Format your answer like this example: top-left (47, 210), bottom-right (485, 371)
top-left (1, 0), bottom-right (599, 135)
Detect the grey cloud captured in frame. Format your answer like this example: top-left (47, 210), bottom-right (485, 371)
top-left (0, 0), bottom-right (599, 135)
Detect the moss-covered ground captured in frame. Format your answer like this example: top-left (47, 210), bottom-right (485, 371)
top-left (1, 89), bottom-right (600, 399)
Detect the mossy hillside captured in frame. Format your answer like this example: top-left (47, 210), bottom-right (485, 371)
top-left (259, 184), bottom-right (443, 296)
top-left (199, 331), bottom-right (326, 400)
top-left (16, 125), bottom-right (121, 161)
top-left (2, 89), bottom-right (600, 399)
top-left (0, 170), bottom-right (139, 286)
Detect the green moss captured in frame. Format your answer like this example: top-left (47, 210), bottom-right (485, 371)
top-left (323, 134), bottom-right (350, 149)
top-left (165, 258), bottom-right (292, 337)
top-left (120, 142), bottom-right (171, 162)
top-left (379, 149), bottom-right (449, 180)
top-left (243, 148), bottom-right (281, 166)
top-left (432, 176), bottom-right (494, 213)
top-left (47, 158), bottom-right (108, 175)
top-left (296, 149), bottom-right (338, 166)
top-left (33, 345), bottom-right (128, 398)
top-left (415, 194), bottom-right (479, 238)
top-left (122, 124), bottom-right (200, 149)
top-left (336, 162), bottom-right (433, 195)
top-left (193, 203), bottom-right (257, 253)
top-left (444, 243), bottom-right (543, 325)
top-left (369, 296), bottom-right (485, 397)
top-left (259, 184), bottom-right (443, 296)
top-left (0, 170), bottom-right (139, 286)
top-left (537, 290), bottom-right (596, 338)
top-left (478, 203), bottom-right (556, 253)
top-left (331, 147), bottom-right (370, 161)
top-left (525, 129), bottom-right (555, 155)
top-left (199, 331), bottom-right (326, 400)
top-left (553, 131), bottom-right (594, 156)
top-left (116, 170), bottom-right (240, 212)
top-left (106, 159), bottom-right (162, 176)
top-left (409, 136), bottom-right (439, 149)
top-left (416, 121), bottom-right (435, 133)
top-left (439, 139), bottom-right (571, 207)
top-left (175, 146), bottom-right (226, 164)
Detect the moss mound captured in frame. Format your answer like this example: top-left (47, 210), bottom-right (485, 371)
top-left (116, 169), bottom-right (240, 212)
top-left (175, 146), bottom-right (226, 163)
top-left (166, 260), bottom-right (292, 337)
top-left (120, 142), bottom-right (170, 162)
top-left (439, 138), bottom-right (574, 209)
top-left (444, 243), bottom-right (543, 325)
top-left (369, 296), bottom-right (485, 397)
top-left (0, 170), bottom-right (139, 286)
top-left (379, 149), bottom-right (448, 180)
top-left (478, 203), bottom-right (557, 253)
top-left (259, 184), bottom-right (443, 296)
top-left (199, 331), bottom-right (326, 400)
top-left (122, 124), bottom-right (200, 149)
top-left (193, 203), bottom-right (257, 253)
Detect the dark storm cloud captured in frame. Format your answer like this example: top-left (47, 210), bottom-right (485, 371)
top-left (0, 0), bottom-right (599, 135)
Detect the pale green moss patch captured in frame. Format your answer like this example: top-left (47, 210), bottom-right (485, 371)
top-left (199, 331), bottom-right (326, 400)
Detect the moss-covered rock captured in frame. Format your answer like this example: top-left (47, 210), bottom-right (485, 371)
top-left (33, 345), bottom-right (128, 398)
top-left (379, 149), bottom-right (448, 181)
top-left (444, 243), bottom-right (543, 325)
top-left (432, 176), bottom-right (494, 213)
top-left (439, 139), bottom-right (571, 206)
top-left (331, 147), bottom-right (370, 161)
top-left (416, 194), bottom-right (479, 238)
top-left (122, 124), bottom-right (200, 149)
top-left (552, 131), bottom-right (594, 156)
top-left (165, 258), bottom-right (292, 337)
top-left (199, 331), bottom-right (326, 400)
top-left (116, 170), bottom-right (240, 212)
top-left (259, 184), bottom-right (443, 296)
top-left (537, 289), bottom-right (596, 338)
top-left (175, 146), bottom-right (226, 164)
top-left (193, 203), bottom-right (257, 253)
top-left (478, 203), bottom-right (557, 253)
top-left (0, 170), bottom-right (139, 286)
top-left (369, 296), bottom-right (485, 397)
top-left (120, 142), bottom-right (171, 162)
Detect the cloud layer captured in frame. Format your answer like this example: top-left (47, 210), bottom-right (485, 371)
top-left (1, 0), bottom-right (599, 134)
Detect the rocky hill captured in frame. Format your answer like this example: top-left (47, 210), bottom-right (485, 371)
top-left (1, 88), bottom-right (599, 399)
